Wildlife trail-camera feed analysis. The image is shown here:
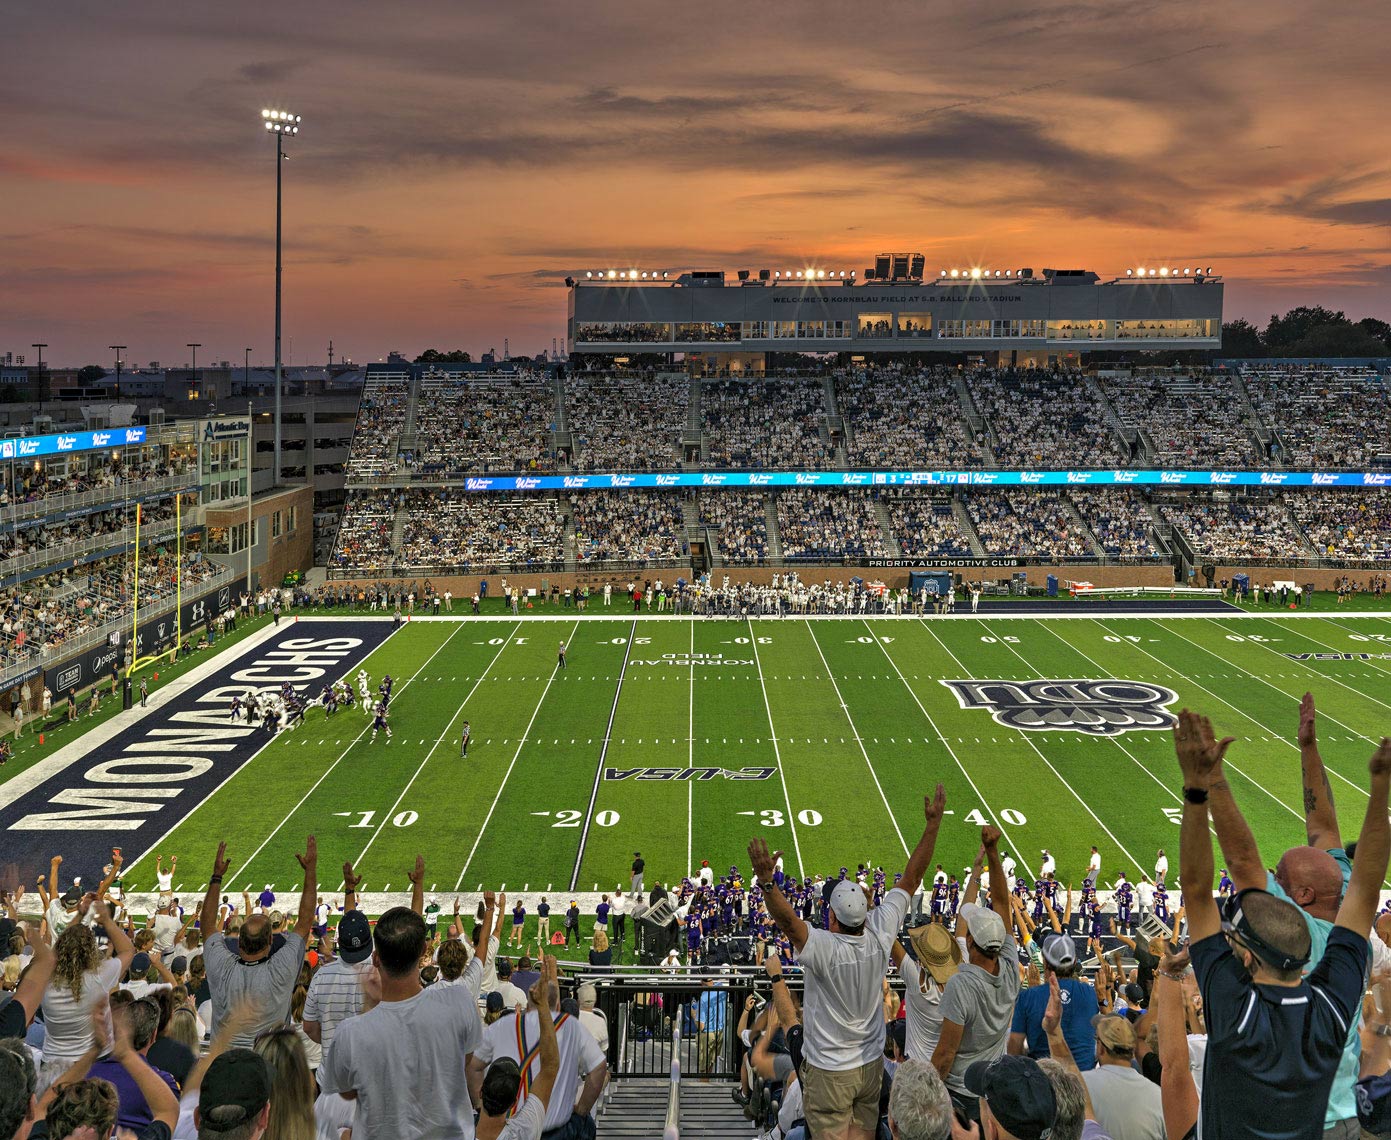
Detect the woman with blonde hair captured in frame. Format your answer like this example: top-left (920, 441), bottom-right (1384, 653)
top-left (588, 927), bottom-right (612, 971)
top-left (39, 903), bottom-right (134, 1092)
top-left (163, 1005), bottom-right (201, 1053)
top-left (254, 1025), bottom-right (334, 1140)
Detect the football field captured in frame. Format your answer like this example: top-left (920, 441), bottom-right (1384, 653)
top-left (129, 609), bottom-right (1391, 899)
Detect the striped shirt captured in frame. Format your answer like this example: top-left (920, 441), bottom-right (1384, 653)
top-left (303, 957), bottom-right (373, 1055)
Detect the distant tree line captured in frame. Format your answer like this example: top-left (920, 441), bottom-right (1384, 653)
top-left (1220, 307), bottom-right (1391, 358)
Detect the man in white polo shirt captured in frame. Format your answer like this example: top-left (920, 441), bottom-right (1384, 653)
top-left (748, 783), bottom-right (949, 1140)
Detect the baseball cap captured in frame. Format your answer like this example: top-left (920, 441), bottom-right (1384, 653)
top-left (129, 952), bottom-right (152, 978)
top-left (908, 923), bottom-right (962, 986)
top-left (958, 902), bottom-right (1007, 953)
top-left (1039, 931), bottom-right (1077, 971)
top-left (485, 991), bottom-right (505, 1014)
top-left (1092, 1012), bottom-right (1137, 1056)
top-left (964, 1055), bottom-right (1057, 1140)
top-left (268, 909), bottom-right (286, 930)
top-left (826, 879), bottom-right (867, 928)
top-left (170, 955), bottom-right (188, 976)
top-left (199, 1049), bottom-right (271, 1132)
top-left (337, 910), bottom-right (373, 964)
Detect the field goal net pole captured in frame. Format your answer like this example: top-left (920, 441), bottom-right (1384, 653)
top-left (127, 502), bottom-right (140, 679)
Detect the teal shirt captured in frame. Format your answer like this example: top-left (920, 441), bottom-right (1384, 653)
top-left (1266, 847), bottom-right (1358, 1127)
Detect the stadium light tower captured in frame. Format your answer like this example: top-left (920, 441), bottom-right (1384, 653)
top-left (31, 344), bottom-right (47, 404)
top-left (109, 345), bottom-right (127, 397)
top-left (187, 343), bottom-right (201, 398)
top-left (261, 107), bottom-right (301, 487)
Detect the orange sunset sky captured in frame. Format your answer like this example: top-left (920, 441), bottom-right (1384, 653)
top-left (4, 1), bottom-right (1390, 367)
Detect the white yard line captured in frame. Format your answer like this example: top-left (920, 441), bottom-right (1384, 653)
top-left (1313, 618), bottom-right (1391, 677)
top-left (235, 621), bottom-right (464, 878)
top-left (569, 621), bottom-right (638, 890)
top-left (865, 620), bottom-right (1035, 881)
top-left (916, 617), bottom-right (1147, 872)
top-left (350, 622), bottom-right (522, 869)
top-left (803, 620), bottom-right (908, 856)
top-left (1155, 619), bottom-right (1377, 791)
top-left (1216, 616), bottom-right (1391, 718)
top-left (456, 621), bottom-right (581, 892)
top-left (748, 618), bottom-right (806, 878)
top-left (1082, 618), bottom-right (1355, 815)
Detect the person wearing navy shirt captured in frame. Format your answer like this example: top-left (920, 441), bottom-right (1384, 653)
top-left (1175, 709), bottom-right (1389, 1140)
top-left (510, 900), bottom-right (526, 947)
top-left (595, 894), bottom-right (611, 932)
top-left (536, 897), bottom-right (551, 944)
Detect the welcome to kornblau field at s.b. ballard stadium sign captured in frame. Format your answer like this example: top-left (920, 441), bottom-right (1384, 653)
top-left (454, 469), bottom-right (1391, 491)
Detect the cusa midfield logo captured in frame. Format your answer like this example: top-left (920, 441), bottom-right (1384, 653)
top-left (940, 679), bottom-right (1179, 736)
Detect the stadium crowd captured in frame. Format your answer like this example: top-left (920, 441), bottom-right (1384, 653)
top-left (1287, 491), bottom-right (1391, 562)
top-left (1099, 374), bottom-right (1261, 467)
top-left (570, 491), bottom-right (687, 564)
top-left (968, 369), bottom-right (1126, 468)
top-left (566, 374), bottom-right (688, 472)
top-left (776, 490), bottom-right (889, 562)
top-left (396, 492), bottom-right (564, 572)
top-left (697, 491), bottom-right (771, 564)
top-left (1242, 366), bottom-right (1391, 469)
top-left (1068, 491), bottom-right (1163, 560)
top-left (330, 491), bottom-right (399, 574)
top-left (407, 377), bottom-right (557, 475)
top-left (0, 549), bottom-right (225, 676)
top-left (1160, 495), bottom-right (1311, 562)
top-left (343, 380), bottom-right (408, 479)
top-left (835, 368), bottom-right (985, 469)
top-left (702, 379), bottom-right (835, 470)
top-left (964, 491), bottom-right (1097, 560)
top-left (1, 453), bottom-right (196, 510)
top-left (4, 696), bottom-right (1391, 1140)
top-left (883, 494), bottom-right (974, 559)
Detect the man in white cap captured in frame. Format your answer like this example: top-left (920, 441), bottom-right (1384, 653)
top-left (749, 783), bottom-right (950, 1140)
top-left (1039, 850), bottom-right (1056, 877)
top-left (932, 825), bottom-right (1020, 1125)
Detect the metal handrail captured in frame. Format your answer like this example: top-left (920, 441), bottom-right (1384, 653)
top-left (0, 517), bottom-right (192, 579)
top-left (0, 565), bottom-right (236, 688)
top-left (662, 1024), bottom-right (681, 1140)
top-left (2, 472), bottom-right (200, 525)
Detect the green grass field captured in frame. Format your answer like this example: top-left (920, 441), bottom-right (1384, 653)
top-left (126, 609), bottom-right (1391, 900)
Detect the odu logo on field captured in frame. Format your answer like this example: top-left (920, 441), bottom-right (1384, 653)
top-left (940, 679), bottom-right (1179, 736)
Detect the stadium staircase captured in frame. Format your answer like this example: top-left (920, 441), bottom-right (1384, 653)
top-left (954, 375), bottom-right (995, 465)
top-left (1279, 498), bottom-right (1322, 558)
top-left (598, 1078), bottom-right (751, 1139)
top-left (1083, 374), bottom-right (1140, 461)
top-left (389, 511), bottom-right (407, 556)
top-left (1230, 370), bottom-right (1278, 462)
top-left (1061, 494), bottom-right (1104, 557)
top-left (874, 497), bottom-right (903, 557)
top-left (681, 378), bottom-right (705, 467)
top-left (821, 375), bottom-right (848, 464)
top-left (559, 498), bottom-right (579, 571)
top-left (396, 370), bottom-right (422, 462)
top-left (764, 495), bottom-right (784, 561)
top-left (950, 495), bottom-right (988, 557)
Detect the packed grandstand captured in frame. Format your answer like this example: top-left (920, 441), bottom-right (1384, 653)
top-left (326, 363), bottom-right (1391, 576)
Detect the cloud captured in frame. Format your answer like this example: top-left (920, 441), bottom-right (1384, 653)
top-left (238, 59), bottom-right (306, 84)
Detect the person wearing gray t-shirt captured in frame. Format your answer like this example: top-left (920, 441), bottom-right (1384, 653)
top-left (200, 836), bottom-right (318, 1049)
top-left (932, 827), bottom-right (1021, 1123)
